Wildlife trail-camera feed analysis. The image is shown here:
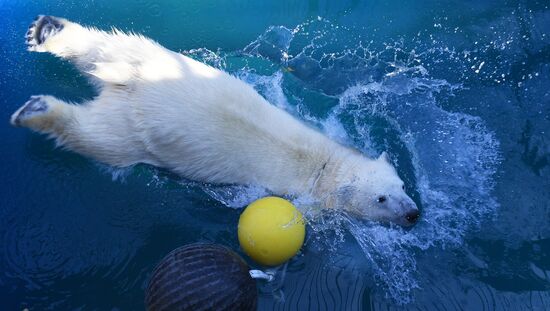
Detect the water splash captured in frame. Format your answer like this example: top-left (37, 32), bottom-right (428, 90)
top-left (331, 76), bottom-right (500, 302)
top-left (96, 163), bottom-right (135, 182)
top-left (201, 184), bottom-right (268, 208)
top-left (173, 18), bottom-right (503, 304)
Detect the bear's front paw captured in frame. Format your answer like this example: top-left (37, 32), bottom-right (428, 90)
top-left (26, 15), bottom-right (64, 51)
top-left (11, 96), bottom-right (50, 127)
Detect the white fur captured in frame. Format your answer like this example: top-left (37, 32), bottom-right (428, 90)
top-left (13, 17), bottom-right (419, 225)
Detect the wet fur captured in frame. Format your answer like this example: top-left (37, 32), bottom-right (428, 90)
top-left (12, 16), bottom-right (419, 225)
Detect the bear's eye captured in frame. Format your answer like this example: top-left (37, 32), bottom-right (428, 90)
top-left (377, 196), bottom-right (387, 203)
top-left (402, 185), bottom-right (405, 190)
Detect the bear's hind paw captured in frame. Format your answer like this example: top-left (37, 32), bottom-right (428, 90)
top-left (11, 96), bottom-right (51, 128)
top-left (26, 15), bottom-right (64, 51)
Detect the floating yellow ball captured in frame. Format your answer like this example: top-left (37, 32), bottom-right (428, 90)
top-left (238, 197), bottom-right (305, 266)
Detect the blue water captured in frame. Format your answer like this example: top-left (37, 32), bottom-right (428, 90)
top-left (1, 0), bottom-right (549, 310)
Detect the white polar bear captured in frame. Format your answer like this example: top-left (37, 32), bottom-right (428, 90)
top-left (11, 16), bottom-right (420, 226)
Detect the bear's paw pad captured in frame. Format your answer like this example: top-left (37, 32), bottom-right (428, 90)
top-left (26, 15), bottom-right (64, 50)
top-left (11, 96), bottom-right (50, 127)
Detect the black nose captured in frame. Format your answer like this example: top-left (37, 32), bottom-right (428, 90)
top-left (405, 210), bottom-right (420, 224)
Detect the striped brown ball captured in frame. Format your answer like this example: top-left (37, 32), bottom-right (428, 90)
top-left (145, 244), bottom-right (257, 311)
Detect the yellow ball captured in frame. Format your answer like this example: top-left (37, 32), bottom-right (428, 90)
top-left (238, 196), bottom-right (305, 266)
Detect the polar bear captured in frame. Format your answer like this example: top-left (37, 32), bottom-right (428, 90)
top-left (11, 16), bottom-right (419, 226)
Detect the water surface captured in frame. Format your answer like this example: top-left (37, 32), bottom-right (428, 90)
top-left (0, 0), bottom-right (549, 310)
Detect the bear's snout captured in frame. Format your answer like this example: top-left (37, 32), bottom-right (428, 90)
top-left (397, 197), bottom-right (420, 227)
top-left (405, 210), bottom-right (420, 225)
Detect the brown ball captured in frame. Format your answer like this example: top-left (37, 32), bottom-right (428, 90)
top-left (145, 244), bottom-right (257, 311)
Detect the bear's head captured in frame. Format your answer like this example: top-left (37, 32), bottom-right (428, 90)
top-left (329, 151), bottom-right (420, 227)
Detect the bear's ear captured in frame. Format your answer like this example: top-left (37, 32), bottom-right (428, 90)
top-left (378, 151), bottom-right (390, 163)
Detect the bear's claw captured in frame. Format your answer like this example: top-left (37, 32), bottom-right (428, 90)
top-left (11, 96), bottom-right (49, 127)
top-left (26, 15), bottom-right (64, 50)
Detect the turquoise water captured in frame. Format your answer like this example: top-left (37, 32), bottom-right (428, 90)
top-left (1, 0), bottom-right (549, 310)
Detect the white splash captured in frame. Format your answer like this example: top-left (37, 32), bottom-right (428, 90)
top-left (146, 18), bottom-right (503, 304)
